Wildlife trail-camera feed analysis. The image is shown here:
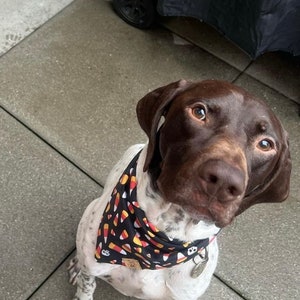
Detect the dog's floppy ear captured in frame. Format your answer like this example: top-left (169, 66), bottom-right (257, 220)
top-left (237, 130), bottom-right (291, 215)
top-left (136, 79), bottom-right (190, 172)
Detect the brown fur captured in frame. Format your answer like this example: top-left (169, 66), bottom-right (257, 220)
top-left (137, 80), bottom-right (291, 227)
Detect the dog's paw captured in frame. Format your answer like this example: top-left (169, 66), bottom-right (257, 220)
top-left (67, 257), bottom-right (81, 285)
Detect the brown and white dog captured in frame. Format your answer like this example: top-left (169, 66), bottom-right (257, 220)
top-left (69, 80), bottom-right (291, 300)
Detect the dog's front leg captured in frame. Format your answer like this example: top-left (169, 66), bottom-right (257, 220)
top-left (73, 271), bottom-right (96, 300)
top-left (68, 256), bottom-right (96, 300)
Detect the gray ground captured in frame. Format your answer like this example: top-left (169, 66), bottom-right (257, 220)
top-left (0, 0), bottom-right (299, 299)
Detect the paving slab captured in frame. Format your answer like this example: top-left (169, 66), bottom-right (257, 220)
top-left (0, 108), bottom-right (102, 299)
top-left (0, 0), bottom-right (73, 56)
top-left (160, 17), bottom-right (251, 71)
top-left (214, 75), bottom-right (300, 300)
top-left (0, 0), bottom-right (239, 187)
top-left (245, 52), bottom-right (300, 104)
top-left (1, 1), bottom-right (298, 299)
top-left (30, 251), bottom-right (243, 300)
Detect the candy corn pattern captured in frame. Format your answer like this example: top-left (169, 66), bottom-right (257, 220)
top-left (95, 152), bottom-right (212, 270)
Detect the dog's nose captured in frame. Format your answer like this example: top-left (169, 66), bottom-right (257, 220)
top-left (199, 160), bottom-right (245, 202)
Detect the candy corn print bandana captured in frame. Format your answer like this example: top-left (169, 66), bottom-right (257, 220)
top-left (95, 152), bottom-right (210, 270)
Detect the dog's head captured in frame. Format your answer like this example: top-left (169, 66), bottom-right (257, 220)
top-left (137, 80), bottom-right (291, 228)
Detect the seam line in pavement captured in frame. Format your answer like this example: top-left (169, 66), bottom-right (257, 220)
top-left (213, 274), bottom-right (249, 300)
top-left (26, 247), bottom-right (76, 299)
top-left (231, 61), bottom-right (253, 84)
top-left (0, 105), bottom-right (104, 189)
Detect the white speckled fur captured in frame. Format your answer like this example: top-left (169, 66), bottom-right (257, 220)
top-left (71, 144), bottom-right (220, 300)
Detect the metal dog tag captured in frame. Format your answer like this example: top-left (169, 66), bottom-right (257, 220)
top-left (191, 248), bottom-right (208, 278)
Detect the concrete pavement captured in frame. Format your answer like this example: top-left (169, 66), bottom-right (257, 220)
top-left (0, 0), bottom-right (299, 299)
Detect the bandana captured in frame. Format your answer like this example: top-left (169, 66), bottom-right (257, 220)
top-left (95, 152), bottom-right (211, 270)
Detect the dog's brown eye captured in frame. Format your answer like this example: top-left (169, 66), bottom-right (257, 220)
top-left (192, 106), bottom-right (206, 121)
top-left (257, 139), bottom-right (273, 151)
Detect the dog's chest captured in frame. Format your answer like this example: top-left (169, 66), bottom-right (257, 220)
top-left (78, 145), bottom-right (220, 299)
top-left (98, 243), bottom-right (218, 300)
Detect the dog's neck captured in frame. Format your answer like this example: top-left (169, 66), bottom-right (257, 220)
top-left (136, 146), bottom-right (220, 242)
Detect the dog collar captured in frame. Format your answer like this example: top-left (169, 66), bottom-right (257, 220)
top-left (95, 152), bottom-right (213, 270)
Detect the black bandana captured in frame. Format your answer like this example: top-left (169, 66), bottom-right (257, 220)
top-left (95, 152), bottom-right (211, 270)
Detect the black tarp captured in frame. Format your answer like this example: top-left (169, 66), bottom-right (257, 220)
top-left (157, 0), bottom-right (300, 59)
